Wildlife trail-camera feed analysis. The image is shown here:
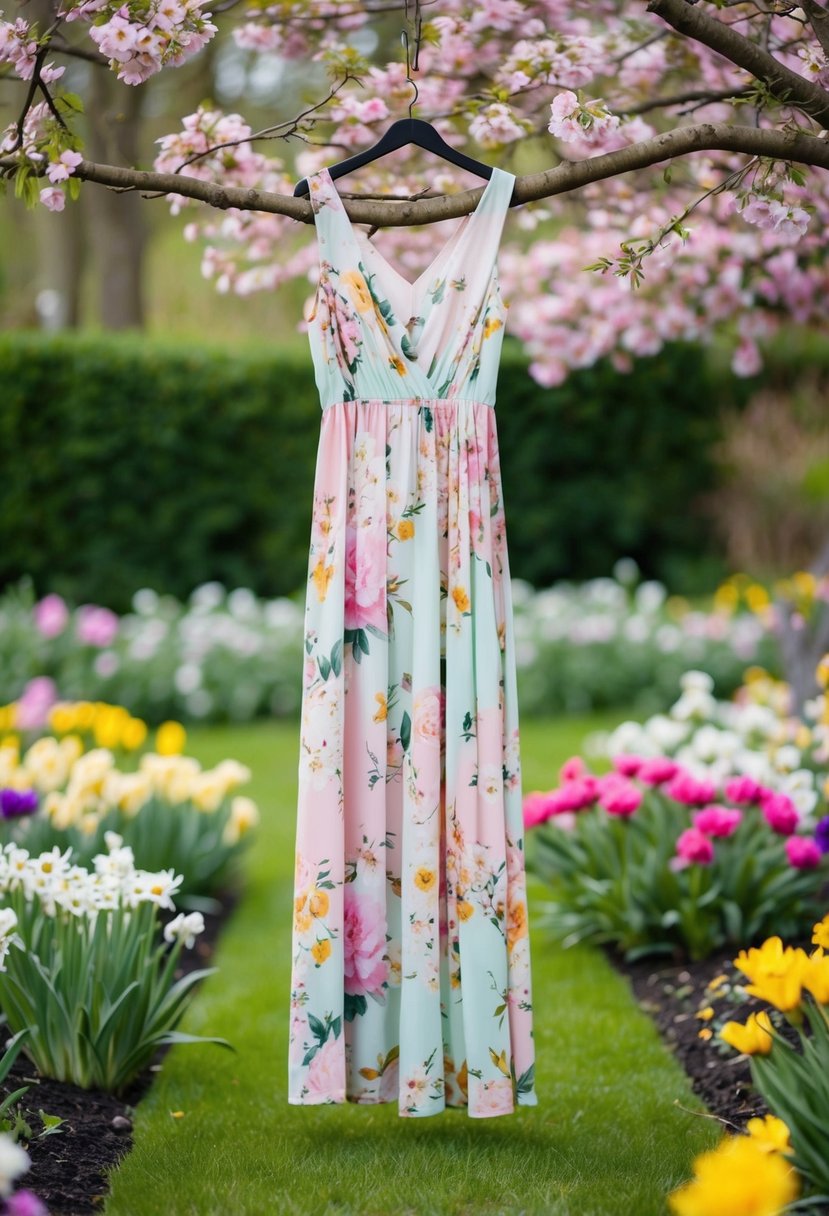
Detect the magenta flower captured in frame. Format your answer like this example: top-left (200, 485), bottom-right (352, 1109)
top-left (611, 754), bottom-right (645, 778)
top-left (761, 792), bottom-right (799, 836)
top-left (675, 827), bottom-right (715, 865)
top-left (724, 775), bottom-right (768, 806)
top-left (559, 755), bottom-right (587, 783)
top-left (552, 774), bottom-right (600, 813)
top-left (785, 835), bottom-right (822, 869)
top-left (597, 774), bottom-right (642, 817)
top-left (5, 1190), bottom-right (49, 1216)
top-left (637, 756), bottom-right (680, 786)
top-left (691, 804), bottom-right (743, 838)
top-left (33, 592), bottom-right (69, 638)
top-left (523, 791), bottom-right (558, 829)
top-left (665, 769), bottom-right (718, 807)
top-left (76, 604), bottom-right (120, 648)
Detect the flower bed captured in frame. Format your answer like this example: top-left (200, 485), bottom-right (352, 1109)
top-left (1, 565), bottom-right (781, 725)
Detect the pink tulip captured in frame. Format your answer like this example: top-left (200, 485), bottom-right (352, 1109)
top-left (692, 804), bottom-right (743, 838)
top-left (523, 791), bottom-right (557, 829)
top-left (724, 775), bottom-right (768, 806)
top-left (637, 757), bottom-right (680, 786)
top-left (611, 754), bottom-right (646, 778)
top-left (665, 770), bottom-right (718, 807)
top-left (675, 827), bottom-right (715, 865)
top-left (598, 774), bottom-right (642, 817)
top-left (785, 835), bottom-right (822, 869)
top-left (761, 792), bottom-right (799, 836)
top-left (559, 755), bottom-right (586, 783)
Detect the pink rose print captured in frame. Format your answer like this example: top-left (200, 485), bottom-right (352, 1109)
top-left (306, 1033), bottom-right (345, 1100)
top-left (475, 1077), bottom-right (514, 1117)
top-left (413, 685), bottom-right (444, 748)
top-left (343, 888), bottom-right (388, 996)
top-left (344, 521), bottom-right (387, 632)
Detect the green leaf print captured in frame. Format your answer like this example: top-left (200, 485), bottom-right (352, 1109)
top-left (515, 1063), bottom-right (535, 1096)
top-left (400, 710), bottom-right (411, 753)
top-left (330, 638), bottom-right (343, 677)
top-left (364, 623), bottom-right (387, 641)
top-left (421, 406), bottom-right (433, 433)
top-left (318, 655), bottom-right (331, 681)
top-left (344, 627), bottom-right (370, 663)
top-left (344, 993), bottom-right (368, 1022)
top-left (430, 278), bottom-right (446, 305)
top-left (401, 332), bottom-right (417, 361)
top-left (426, 354), bottom-right (437, 380)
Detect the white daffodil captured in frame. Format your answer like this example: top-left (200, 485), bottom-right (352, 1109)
top-left (163, 911), bottom-right (205, 949)
top-left (0, 1132), bottom-right (31, 1196)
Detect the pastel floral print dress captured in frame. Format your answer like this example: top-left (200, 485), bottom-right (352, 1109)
top-left (289, 164), bottom-right (537, 1119)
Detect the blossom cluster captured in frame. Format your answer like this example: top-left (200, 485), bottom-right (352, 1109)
top-left (63, 0), bottom-right (217, 85)
top-left (0, 13), bottom-right (63, 83)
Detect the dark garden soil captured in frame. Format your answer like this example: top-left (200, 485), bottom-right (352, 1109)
top-left (0, 887), bottom-right (240, 1216)
top-left (602, 933), bottom-right (818, 1133)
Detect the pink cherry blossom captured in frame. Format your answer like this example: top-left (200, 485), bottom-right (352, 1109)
top-left (39, 186), bottom-right (65, 212)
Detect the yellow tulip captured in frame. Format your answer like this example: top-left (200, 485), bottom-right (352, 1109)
top-left (668, 1133), bottom-right (799, 1216)
top-left (733, 937), bottom-right (809, 1009)
top-left (155, 721), bottom-right (187, 756)
top-left (719, 1010), bottom-right (775, 1056)
top-left (802, 949), bottom-right (829, 1004)
top-left (813, 913), bottom-right (829, 951)
top-left (817, 655), bottom-right (829, 690)
top-left (121, 718), bottom-right (148, 751)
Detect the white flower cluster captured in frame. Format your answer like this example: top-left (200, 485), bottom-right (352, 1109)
top-left (0, 831), bottom-right (193, 929)
top-left (597, 671), bottom-right (822, 825)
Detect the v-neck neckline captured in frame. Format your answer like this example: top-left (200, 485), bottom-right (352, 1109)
top-left (319, 165), bottom-right (501, 299)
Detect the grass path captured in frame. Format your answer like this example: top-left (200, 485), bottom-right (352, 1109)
top-left (103, 713), bottom-right (720, 1216)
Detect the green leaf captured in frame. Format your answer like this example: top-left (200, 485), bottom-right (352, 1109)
top-left (400, 710), bottom-right (411, 753)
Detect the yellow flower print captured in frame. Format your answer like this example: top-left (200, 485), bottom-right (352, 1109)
top-left (309, 888), bottom-right (330, 918)
top-left (414, 867), bottom-right (436, 891)
top-left (457, 899), bottom-right (474, 921)
top-left (373, 692), bottom-right (388, 723)
top-left (483, 316), bottom-right (503, 340)
top-left (452, 586), bottom-right (471, 613)
top-left (340, 268), bottom-right (373, 313)
top-left (311, 938), bottom-right (332, 965)
top-left (389, 355), bottom-right (408, 376)
top-left (294, 907), bottom-right (313, 934)
top-left (397, 518), bottom-right (415, 541)
top-left (311, 557), bottom-right (335, 603)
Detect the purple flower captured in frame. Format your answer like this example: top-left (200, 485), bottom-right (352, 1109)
top-left (815, 815), bottom-right (829, 855)
top-left (0, 789), bottom-right (39, 819)
top-left (4, 1190), bottom-right (49, 1216)
top-left (76, 604), bottom-right (119, 648)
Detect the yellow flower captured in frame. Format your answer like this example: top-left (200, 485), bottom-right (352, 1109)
top-left (802, 948), bottom-right (829, 1004)
top-left (457, 899), bottom-right (474, 921)
top-left (294, 908), bottom-right (313, 934)
top-left (452, 586), bottom-right (470, 613)
top-left (746, 1115), bottom-right (792, 1154)
top-left (155, 720), bottom-right (187, 756)
top-left (340, 268), bottom-right (373, 313)
top-left (817, 655), bottom-right (829, 690)
top-left (745, 584), bottom-right (770, 613)
top-left (733, 937), bottom-right (809, 1011)
top-left (812, 913), bottom-right (829, 951)
top-left (312, 557), bottom-right (335, 603)
top-left (507, 897), bottom-right (527, 949)
top-left (93, 705), bottom-right (131, 750)
top-left (667, 1133), bottom-right (799, 1216)
top-left (414, 867), bottom-right (436, 891)
top-left (483, 315), bottom-right (503, 340)
top-left (697, 1027), bottom-right (712, 1041)
top-left (309, 889), bottom-right (330, 918)
top-left (713, 582), bottom-right (739, 613)
top-left (389, 355), bottom-right (408, 376)
top-left (48, 704), bottom-right (77, 734)
top-left (719, 1009), bottom-right (775, 1056)
top-left (121, 717), bottom-right (148, 751)
top-left (695, 1006), bottom-right (715, 1021)
top-left (311, 938), bottom-right (332, 965)
top-left (397, 519), bottom-right (415, 541)
top-left (373, 693), bottom-right (387, 723)
top-left (706, 973), bottom-right (729, 993)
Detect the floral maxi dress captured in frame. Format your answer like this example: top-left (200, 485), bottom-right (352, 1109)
top-left (288, 165), bottom-right (537, 1118)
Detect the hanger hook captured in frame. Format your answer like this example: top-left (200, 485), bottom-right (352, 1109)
top-left (400, 30), bottom-right (419, 119)
top-left (401, 0), bottom-right (421, 119)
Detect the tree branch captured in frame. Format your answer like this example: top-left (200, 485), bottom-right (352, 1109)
top-left (647, 0), bottom-right (829, 129)
top-left (799, 0), bottom-right (829, 59)
top-left (1, 122), bottom-right (828, 222)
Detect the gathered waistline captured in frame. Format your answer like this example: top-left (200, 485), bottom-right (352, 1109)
top-left (321, 397), bottom-right (495, 412)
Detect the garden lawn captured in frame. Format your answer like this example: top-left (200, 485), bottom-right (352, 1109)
top-left (103, 712), bottom-right (720, 1216)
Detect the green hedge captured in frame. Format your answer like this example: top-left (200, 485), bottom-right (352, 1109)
top-left (0, 330), bottom-right (781, 611)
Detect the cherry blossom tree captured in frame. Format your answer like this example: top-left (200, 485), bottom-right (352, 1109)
top-left (1, 0), bottom-right (829, 384)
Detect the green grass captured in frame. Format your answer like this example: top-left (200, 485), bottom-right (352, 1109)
top-left (103, 712), bottom-right (721, 1216)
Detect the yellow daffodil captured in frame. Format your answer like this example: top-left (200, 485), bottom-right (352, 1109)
top-left (746, 1115), bottom-right (792, 1155)
top-left (667, 1133), bottom-right (799, 1216)
top-left (802, 948), bottom-right (829, 1004)
top-left (719, 1010), bottom-right (775, 1056)
top-left (733, 937), bottom-right (809, 1011)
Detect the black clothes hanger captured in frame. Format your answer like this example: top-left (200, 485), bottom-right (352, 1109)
top-left (293, 27), bottom-right (516, 208)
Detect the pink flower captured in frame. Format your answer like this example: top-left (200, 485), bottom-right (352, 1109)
top-left (692, 804), bottom-right (743, 838)
top-left (523, 790), bottom-right (556, 829)
top-left (34, 592), bottom-right (69, 638)
top-left (598, 773), bottom-right (642, 817)
top-left (305, 1033), bottom-right (344, 1100)
top-left (637, 757), bottom-right (680, 785)
top-left (675, 827), bottom-right (715, 865)
top-left (665, 770), bottom-right (717, 807)
top-left (475, 1076), bottom-right (514, 1117)
top-left (761, 792), bottom-right (799, 836)
top-left (559, 755), bottom-right (586, 783)
top-left (785, 835), bottom-right (822, 869)
top-left (14, 675), bottom-right (58, 731)
top-left (724, 775), bottom-right (768, 806)
top-left (343, 889), bottom-right (387, 996)
top-left (344, 521), bottom-right (387, 633)
top-left (550, 775), bottom-right (600, 813)
top-left (76, 604), bottom-right (119, 647)
top-left (413, 686), bottom-right (443, 748)
top-left (612, 754), bottom-right (646, 778)
top-left (39, 186), bottom-right (65, 212)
